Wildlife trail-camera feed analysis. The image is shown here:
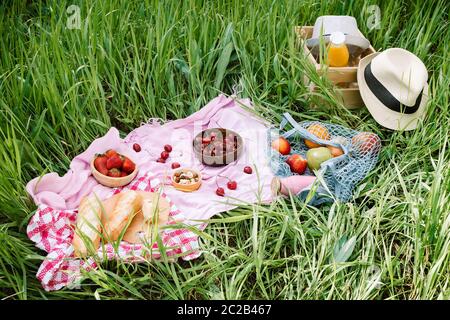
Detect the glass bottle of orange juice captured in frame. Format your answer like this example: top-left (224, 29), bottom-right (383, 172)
top-left (327, 32), bottom-right (349, 67)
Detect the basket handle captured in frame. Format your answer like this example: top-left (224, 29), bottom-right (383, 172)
top-left (280, 113), bottom-right (309, 135)
top-left (281, 113), bottom-right (332, 146)
top-left (281, 112), bottom-right (348, 150)
top-left (280, 113), bottom-right (313, 140)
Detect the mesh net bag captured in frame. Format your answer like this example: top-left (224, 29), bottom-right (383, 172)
top-left (267, 113), bottom-right (381, 203)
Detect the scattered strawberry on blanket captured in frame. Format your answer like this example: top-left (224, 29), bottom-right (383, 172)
top-left (133, 143), bottom-right (141, 152)
top-left (216, 187), bottom-right (225, 197)
top-left (217, 175), bottom-right (238, 191)
top-left (161, 151), bottom-right (170, 160)
top-left (227, 180), bottom-right (237, 190)
top-left (155, 144), bottom-right (172, 163)
top-left (171, 162), bottom-right (180, 169)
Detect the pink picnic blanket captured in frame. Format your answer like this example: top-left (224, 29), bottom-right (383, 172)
top-left (28, 95), bottom-right (314, 291)
top-left (27, 95), bottom-right (277, 220)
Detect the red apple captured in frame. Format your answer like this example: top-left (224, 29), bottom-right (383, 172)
top-left (351, 132), bottom-right (381, 156)
top-left (286, 154), bottom-right (307, 174)
top-left (271, 137), bottom-right (291, 155)
top-left (286, 154), bottom-right (298, 166)
top-left (286, 154), bottom-right (300, 167)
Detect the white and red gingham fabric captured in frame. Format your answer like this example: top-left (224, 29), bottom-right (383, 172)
top-left (27, 173), bottom-right (203, 291)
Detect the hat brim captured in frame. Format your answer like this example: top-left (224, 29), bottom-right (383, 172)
top-left (357, 52), bottom-right (429, 131)
top-left (306, 35), bottom-right (370, 50)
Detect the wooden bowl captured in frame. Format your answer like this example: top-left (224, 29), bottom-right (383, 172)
top-left (90, 159), bottom-right (138, 188)
top-left (171, 168), bottom-right (202, 192)
top-left (193, 128), bottom-right (243, 167)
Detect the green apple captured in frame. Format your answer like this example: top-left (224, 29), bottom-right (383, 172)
top-left (306, 147), bottom-right (332, 171)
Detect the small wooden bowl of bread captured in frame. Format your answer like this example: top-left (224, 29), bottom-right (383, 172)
top-left (171, 168), bottom-right (202, 192)
top-left (90, 149), bottom-right (138, 188)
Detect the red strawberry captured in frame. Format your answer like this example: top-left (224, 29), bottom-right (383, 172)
top-left (243, 166), bottom-right (253, 174)
top-left (133, 143), bottom-right (141, 152)
top-left (106, 155), bottom-right (123, 170)
top-left (216, 187), bottom-right (225, 197)
top-left (105, 149), bottom-right (118, 158)
top-left (107, 168), bottom-right (122, 177)
top-left (202, 137), bottom-right (211, 144)
top-left (156, 158), bottom-right (166, 163)
top-left (161, 151), bottom-right (170, 160)
top-left (94, 154), bottom-right (108, 176)
top-left (171, 162), bottom-right (180, 169)
top-left (120, 171), bottom-right (128, 177)
top-left (122, 157), bottom-right (136, 174)
top-left (164, 144), bottom-right (172, 153)
top-left (227, 180), bottom-right (237, 190)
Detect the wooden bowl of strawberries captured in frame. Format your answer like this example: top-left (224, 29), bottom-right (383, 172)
top-left (193, 128), bottom-right (243, 167)
top-left (91, 149), bottom-right (138, 188)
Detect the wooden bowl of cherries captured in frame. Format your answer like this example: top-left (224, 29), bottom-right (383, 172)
top-left (193, 128), bottom-right (243, 166)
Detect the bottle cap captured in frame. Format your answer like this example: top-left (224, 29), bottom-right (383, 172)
top-left (330, 32), bottom-right (346, 45)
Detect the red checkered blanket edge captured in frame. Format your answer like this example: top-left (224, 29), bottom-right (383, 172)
top-left (27, 173), bottom-right (202, 291)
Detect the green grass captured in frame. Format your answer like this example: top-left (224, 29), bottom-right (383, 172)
top-left (0, 0), bottom-right (449, 300)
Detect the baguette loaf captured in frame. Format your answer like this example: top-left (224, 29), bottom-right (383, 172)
top-left (141, 191), bottom-right (170, 225)
top-left (72, 194), bottom-right (103, 258)
top-left (123, 191), bottom-right (171, 244)
top-left (103, 190), bottom-right (141, 241)
top-left (100, 193), bottom-right (121, 226)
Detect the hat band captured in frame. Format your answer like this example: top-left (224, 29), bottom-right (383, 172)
top-left (364, 62), bottom-right (422, 114)
top-left (321, 33), bottom-right (348, 36)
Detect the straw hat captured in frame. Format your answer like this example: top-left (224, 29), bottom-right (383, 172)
top-left (306, 16), bottom-right (370, 52)
top-left (357, 48), bottom-right (429, 131)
